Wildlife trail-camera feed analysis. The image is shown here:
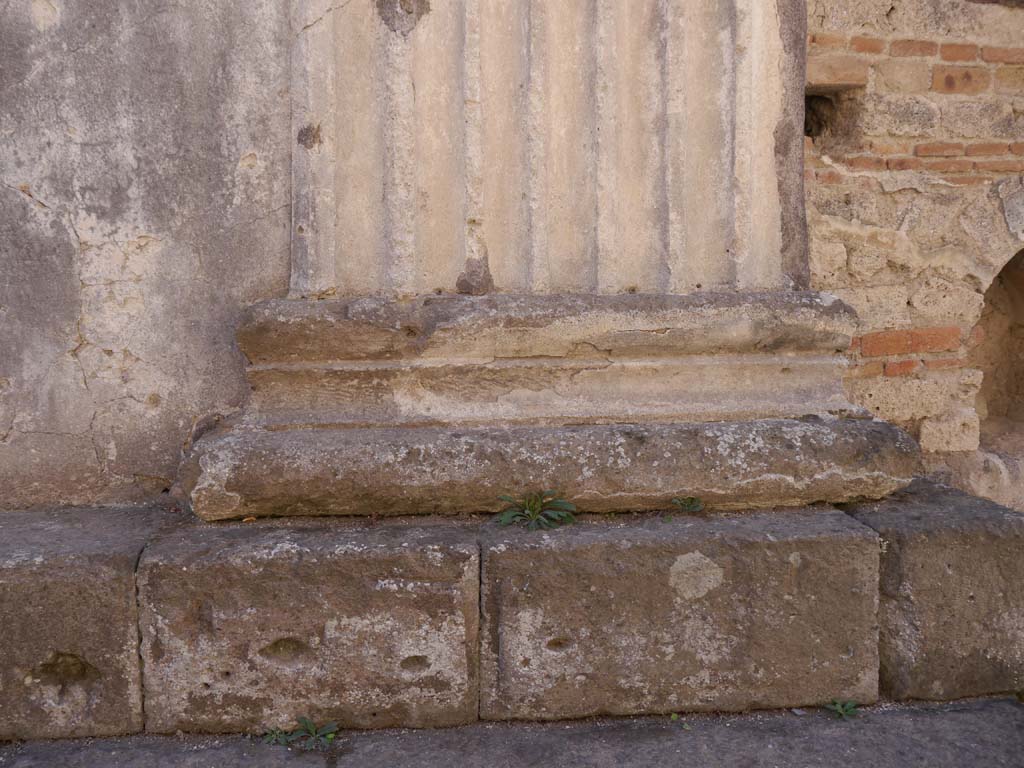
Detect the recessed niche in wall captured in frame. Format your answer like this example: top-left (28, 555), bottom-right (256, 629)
top-left (971, 248), bottom-right (1024, 469)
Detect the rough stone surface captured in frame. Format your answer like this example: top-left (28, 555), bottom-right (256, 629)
top-left (0, 506), bottom-right (177, 740)
top-left (846, 481), bottom-right (1024, 700)
top-left (138, 521), bottom-right (479, 732)
top-left (182, 417), bottom-right (921, 520)
top-left (0, 0), bottom-right (291, 509)
top-left (479, 509), bottom-right (880, 720)
top-left (3, 699), bottom-right (1023, 768)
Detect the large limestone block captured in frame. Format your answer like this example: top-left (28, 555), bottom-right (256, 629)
top-left (183, 417), bottom-right (921, 521)
top-left (480, 509), bottom-right (880, 720)
top-left (0, 507), bottom-right (173, 740)
top-left (846, 481), bottom-right (1024, 700)
top-left (138, 522), bottom-right (479, 732)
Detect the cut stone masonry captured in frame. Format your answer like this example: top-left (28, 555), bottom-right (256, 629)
top-left (2, 482), bottom-right (1021, 739)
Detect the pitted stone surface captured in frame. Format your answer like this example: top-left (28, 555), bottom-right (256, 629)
top-left (137, 521), bottom-right (479, 732)
top-left (845, 481), bottom-right (1024, 700)
top-left (0, 506), bottom-right (176, 740)
top-left (182, 417), bottom-right (921, 520)
top-left (479, 509), bottom-right (880, 720)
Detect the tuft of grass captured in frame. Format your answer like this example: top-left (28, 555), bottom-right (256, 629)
top-left (495, 491), bottom-right (577, 530)
top-left (824, 700), bottom-right (859, 720)
top-left (262, 717), bottom-right (339, 750)
top-left (663, 499), bottom-right (704, 524)
top-left (671, 497), bottom-right (705, 514)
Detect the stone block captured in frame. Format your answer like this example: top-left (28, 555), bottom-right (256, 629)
top-left (846, 481), bottom-right (1024, 700)
top-left (138, 522), bottom-right (479, 732)
top-left (479, 509), bottom-right (880, 720)
top-left (919, 408), bottom-right (981, 452)
top-left (0, 507), bottom-right (173, 740)
top-left (846, 369), bottom-right (981, 422)
top-left (873, 59), bottom-right (932, 93)
top-left (806, 55), bottom-right (870, 93)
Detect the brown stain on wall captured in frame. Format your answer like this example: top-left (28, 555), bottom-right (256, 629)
top-left (376, 0), bottom-right (430, 35)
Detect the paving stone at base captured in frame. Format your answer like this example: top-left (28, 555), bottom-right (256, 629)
top-left (846, 481), bottom-right (1024, 701)
top-left (4, 699), bottom-right (1023, 768)
top-left (137, 521), bottom-right (479, 733)
top-left (480, 509), bottom-right (880, 720)
top-left (0, 506), bottom-right (175, 740)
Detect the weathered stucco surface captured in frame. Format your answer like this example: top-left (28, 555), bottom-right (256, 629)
top-left (0, 1), bottom-right (291, 509)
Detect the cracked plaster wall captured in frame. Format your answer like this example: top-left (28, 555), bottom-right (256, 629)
top-left (0, 1), bottom-right (291, 508)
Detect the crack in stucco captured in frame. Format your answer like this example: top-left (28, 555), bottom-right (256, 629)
top-left (299, 0), bottom-right (355, 35)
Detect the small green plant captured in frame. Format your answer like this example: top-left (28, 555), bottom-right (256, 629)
top-left (663, 496), bottom-right (705, 520)
top-left (825, 700), bottom-right (859, 720)
top-left (671, 497), bottom-right (705, 514)
top-left (495, 491), bottom-right (577, 530)
top-left (262, 728), bottom-right (291, 747)
top-left (262, 717), bottom-right (338, 750)
top-left (669, 713), bottom-right (692, 730)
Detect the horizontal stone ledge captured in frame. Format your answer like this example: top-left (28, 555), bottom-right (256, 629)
top-left (138, 523), bottom-right (480, 733)
top-left (480, 508), bottom-right (880, 720)
top-left (237, 292), bottom-right (857, 365)
top-left (182, 417), bottom-right (921, 521)
top-left (844, 481), bottom-right (1024, 702)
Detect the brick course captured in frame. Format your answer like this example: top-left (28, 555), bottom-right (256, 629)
top-left (891, 39), bottom-right (939, 57)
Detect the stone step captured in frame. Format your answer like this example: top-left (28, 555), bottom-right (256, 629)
top-left (180, 417), bottom-right (920, 521)
top-left (2, 483), bottom-right (1021, 741)
top-left (3, 699), bottom-right (1022, 768)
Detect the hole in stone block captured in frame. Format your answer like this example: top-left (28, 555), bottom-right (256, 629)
top-left (258, 637), bottom-right (314, 666)
top-left (546, 637), bottom-right (571, 651)
top-left (34, 652), bottom-right (100, 691)
top-left (400, 655), bottom-right (430, 672)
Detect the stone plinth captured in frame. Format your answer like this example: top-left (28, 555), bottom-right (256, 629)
top-left (179, 292), bottom-right (921, 521)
